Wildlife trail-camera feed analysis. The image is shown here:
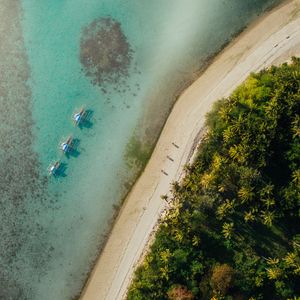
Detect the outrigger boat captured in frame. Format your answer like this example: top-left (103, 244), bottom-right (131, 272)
top-left (60, 136), bottom-right (73, 154)
top-left (48, 161), bottom-right (61, 176)
top-left (73, 108), bottom-right (86, 125)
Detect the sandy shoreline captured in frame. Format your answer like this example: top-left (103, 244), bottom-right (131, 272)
top-left (80, 1), bottom-right (300, 299)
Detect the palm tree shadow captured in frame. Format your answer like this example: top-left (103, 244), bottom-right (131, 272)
top-left (78, 109), bottom-right (94, 129)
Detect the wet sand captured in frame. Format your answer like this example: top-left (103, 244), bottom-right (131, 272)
top-left (80, 0), bottom-right (300, 299)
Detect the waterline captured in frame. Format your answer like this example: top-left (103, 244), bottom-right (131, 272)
top-left (0, 0), bottom-right (282, 299)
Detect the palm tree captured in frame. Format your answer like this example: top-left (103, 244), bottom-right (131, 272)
top-left (211, 153), bottom-right (223, 172)
top-left (174, 229), bottom-right (184, 242)
top-left (192, 236), bottom-right (200, 247)
top-left (229, 145), bottom-right (239, 161)
top-left (244, 210), bottom-right (255, 222)
top-left (238, 186), bottom-right (254, 203)
top-left (160, 249), bottom-right (171, 264)
top-left (266, 257), bottom-right (279, 266)
top-left (266, 267), bottom-right (282, 280)
top-left (200, 172), bottom-right (215, 189)
top-left (229, 144), bottom-right (247, 163)
top-left (292, 169), bottom-right (300, 185)
top-left (283, 252), bottom-right (297, 268)
top-left (260, 184), bottom-right (274, 197)
top-left (223, 126), bottom-right (235, 144)
top-left (218, 104), bottom-right (231, 123)
top-left (160, 265), bottom-right (169, 280)
top-left (261, 210), bottom-right (275, 227)
top-left (218, 184), bottom-right (226, 193)
top-left (222, 222), bottom-right (234, 239)
top-left (262, 197), bottom-right (275, 209)
top-left (217, 199), bottom-right (235, 220)
top-left (232, 113), bottom-right (245, 134)
top-left (291, 115), bottom-right (300, 138)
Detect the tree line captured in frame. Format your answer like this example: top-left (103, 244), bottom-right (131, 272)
top-left (127, 57), bottom-right (300, 300)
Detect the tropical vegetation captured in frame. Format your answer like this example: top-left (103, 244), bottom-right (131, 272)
top-left (127, 57), bottom-right (300, 300)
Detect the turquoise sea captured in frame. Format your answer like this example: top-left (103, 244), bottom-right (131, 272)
top-left (0, 0), bottom-right (281, 299)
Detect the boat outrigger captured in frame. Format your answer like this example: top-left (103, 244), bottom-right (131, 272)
top-left (60, 136), bottom-right (73, 154)
top-left (48, 161), bottom-right (61, 176)
top-left (73, 108), bottom-right (86, 125)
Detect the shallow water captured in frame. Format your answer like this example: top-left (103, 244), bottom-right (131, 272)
top-left (0, 0), bottom-right (280, 299)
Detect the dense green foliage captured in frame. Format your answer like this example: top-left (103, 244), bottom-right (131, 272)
top-left (127, 58), bottom-right (300, 300)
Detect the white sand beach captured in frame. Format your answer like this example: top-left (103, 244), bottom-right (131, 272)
top-left (80, 0), bottom-right (300, 299)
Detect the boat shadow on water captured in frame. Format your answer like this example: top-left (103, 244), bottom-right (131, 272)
top-left (53, 162), bottom-right (67, 178)
top-left (78, 109), bottom-right (94, 129)
top-left (65, 138), bottom-right (80, 158)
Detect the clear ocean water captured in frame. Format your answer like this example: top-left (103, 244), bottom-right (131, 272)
top-left (0, 0), bottom-right (280, 299)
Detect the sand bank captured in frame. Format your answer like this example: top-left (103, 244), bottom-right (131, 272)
top-left (80, 1), bottom-right (300, 299)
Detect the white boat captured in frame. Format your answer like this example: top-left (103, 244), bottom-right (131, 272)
top-left (48, 161), bottom-right (61, 176)
top-left (60, 136), bottom-right (73, 154)
top-left (73, 108), bottom-right (85, 125)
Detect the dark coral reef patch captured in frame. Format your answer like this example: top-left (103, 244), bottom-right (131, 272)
top-left (80, 17), bottom-right (133, 86)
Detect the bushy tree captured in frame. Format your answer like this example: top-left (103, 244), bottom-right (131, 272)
top-left (210, 264), bottom-right (234, 295)
top-left (167, 285), bottom-right (194, 300)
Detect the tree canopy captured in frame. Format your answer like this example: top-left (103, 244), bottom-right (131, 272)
top-left (127, 57), bottom-right (300, 300)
